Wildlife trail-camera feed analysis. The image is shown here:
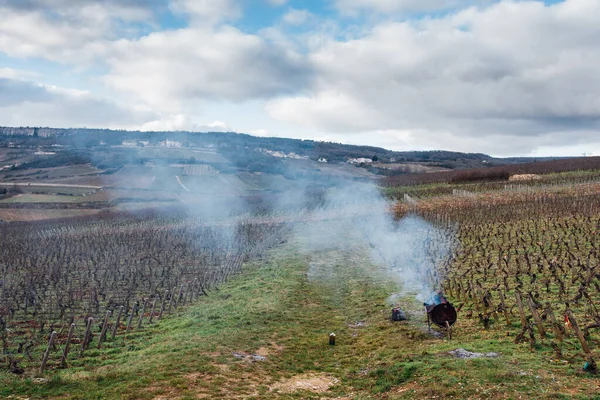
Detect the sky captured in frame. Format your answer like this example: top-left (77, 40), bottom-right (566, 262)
top-left (1, 0), bottom-right (599, 157)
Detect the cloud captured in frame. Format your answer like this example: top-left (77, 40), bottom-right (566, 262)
top-left (0, 77), bottom-right (153, 128)
top-left (333, 0), bottom-right (494, 15)
top-left (0, 0), bottom-right (160, 63)
top-left (267, 0), bottom-right (600, 154)
top-left (139, 115), bottom-right (232, 132)
top-left (283, 9), bottom-right (313, 25)
top-left (2, 0), bottom-right (600, 156)
top-left (266, 0), bottom-right (288, 6)
top-left (169, 0), bottom-right (241, 25)
top-left (0, 68), bottom-right (39, 80)
top-left (103, 27), bottom-right (312, 109)
top-left (251, 129), bottom-right (270, 136)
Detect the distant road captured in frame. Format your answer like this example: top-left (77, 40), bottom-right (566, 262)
top-left (0, 182), bottom-right (102, 190)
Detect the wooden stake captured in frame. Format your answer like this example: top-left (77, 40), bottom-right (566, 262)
top-left (159, 290), bottom-right (168, 320)
top-left (137, 298), bottom-right (148, 329)
top-left (478, 288), bottom-right (487, 315)
top-left (545, 304), bottom-right (563, 342)
top-left (126, 304), bottom-right (137, 333)
top-left (98, 311), bottom-right (112, 349)
top-left (60, 323), bottom-right (76, 367)
top-left (173, 285), bottom-right (184, 310)
top-left (180, 285), bottom-right (188, 306)
top-left (527, 295), bottom-right (546, 338)
top-left (111, 306), bottom-right (124, 339)
top-left (498, 290), bottom-right (511, 326)
top-left (515, 292), bottom-right (528, 328)
top-left (149, 297), bottom-right (158, 324)
top-left (168, 287), bottom-right (176, 313)
top-left (191, 279), bottom-right (198, 301)
top-left (40, 331), bottom-right (57, 373)
top-left (566, 310), bottom-right (592, 354)
top-left (80, 317), bottom-right (94, 357)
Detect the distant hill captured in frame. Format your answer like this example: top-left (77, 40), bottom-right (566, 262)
top-left (0, 126), bottom-right (562, 176)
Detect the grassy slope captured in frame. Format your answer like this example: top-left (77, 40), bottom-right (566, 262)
top-left (2, 232), bottom-right (599, 399)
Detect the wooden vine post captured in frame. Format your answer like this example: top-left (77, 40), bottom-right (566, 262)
top-left (137, 298), bottom-right (148, 329)
top-left (545, 304), bottom-right (563, 342)
top-left (149, 297), bottom-right (158, 324)
top-left (527, 295), bottom-right (546, 338)
top-left (40, 331), bottom-right (57, 373)
top-left (181, 285), bottom-right (188, 306)
top-left (566, 310), bottom-right (596, 370)
top-left (80, 317), bottom-right (94, 357)
top-left (111, 306), bottom-right (124, 340)
top-left (126, 304), bottom-right (137, 333)
top-left (98, 311), bottom-right (112, 349)
top-left (498, 290), bottom-right (511, 326)
top-left (159, 290), bottom-right (168, 320)
top-left (60, 323), bottom-right (76, 367)
top-left (515, 292), bottom-right (528, 328)
top-left (168, 287), bottom-right (176, 313)
top-left (174, 285), bottom-right (184, 310)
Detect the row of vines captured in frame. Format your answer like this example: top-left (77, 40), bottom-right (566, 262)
top-left (396, 182), bottom-right (600, 367)
top-left (0, 210), bottom-right (287, 373)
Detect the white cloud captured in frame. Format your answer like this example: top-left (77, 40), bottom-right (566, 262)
top-left (333, 0), bottom-right (493, 15)
top-left (0, 1), bottom-right (155, 63)
top-left (267, 0), bottom-right (600, 154)
top-left (2, 0), bottom-right (600, 156)
top-left (0, 68), bottom-right (39, 80)
top-left (283, 9), bottom-right (312, 26)
top-left (251, 129), bottom-right (270, 136)
top-left (104, 27), bottom-right (311, 109)
top-left (169, 0), bottom-right (241, 25)
top-left (0, 77), bottom-right (153, 128)
top-left (207, 120), bottom-right (229, 130)
top-left (140, 115), bottom-right (232, 132)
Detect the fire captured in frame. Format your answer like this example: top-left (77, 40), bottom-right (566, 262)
top-left (564, 314), bottom-right (572, 329)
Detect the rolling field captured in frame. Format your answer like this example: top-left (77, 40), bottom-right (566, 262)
top-left (2, 222), bottom-right (599, 399)
top-left (2, 154), bottom-right (600, 398)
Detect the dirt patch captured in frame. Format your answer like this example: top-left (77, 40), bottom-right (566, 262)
top-left (509, 174), bottom-right (541, 181)
top-left (149, 385), bottom-right (181, 400)
top-left (184, 372), bottom-right (214, 383)
top-left (269, 373), bottom-right (339, 394)
top-left (255, 341), bottom-right (285, 357)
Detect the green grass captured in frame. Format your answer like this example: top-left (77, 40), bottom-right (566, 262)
top-left (1, 234), bottom-right (598, 399)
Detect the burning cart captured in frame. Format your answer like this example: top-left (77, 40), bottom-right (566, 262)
top-left (424, 292), bottom-right (457, 339)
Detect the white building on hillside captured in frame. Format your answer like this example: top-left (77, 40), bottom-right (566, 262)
top-left (347, 158), bottom-right (373, 164)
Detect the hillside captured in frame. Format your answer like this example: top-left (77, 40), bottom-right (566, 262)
top-left (0, 126), bottom-right (560, 174)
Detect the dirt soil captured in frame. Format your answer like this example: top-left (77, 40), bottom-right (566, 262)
top-left (269, 373), bottom-right (339, 394)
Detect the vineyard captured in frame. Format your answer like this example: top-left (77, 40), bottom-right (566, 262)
top-left (383, 156), bottom-right (600, 187)
top-left (395, 181), bottom-right (600, 369)
top-left (0, 211), bottom-right (287, 373)
top-left (2, 170), bottom-right (600, 398)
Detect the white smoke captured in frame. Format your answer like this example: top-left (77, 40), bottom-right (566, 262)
top-left (296, 179), bottom-right (456, 302)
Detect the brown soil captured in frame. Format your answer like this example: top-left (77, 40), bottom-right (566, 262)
top-left (269, 373), bottom-right (339, 394)
top-left (255, 342), bottom-right (284, 357)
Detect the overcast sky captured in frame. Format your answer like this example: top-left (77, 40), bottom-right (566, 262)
top-left (1, 0), bottom-right (599, 156)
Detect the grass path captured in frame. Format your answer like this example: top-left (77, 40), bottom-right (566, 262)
top-left (2, 226), bottom-right (599, 399)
